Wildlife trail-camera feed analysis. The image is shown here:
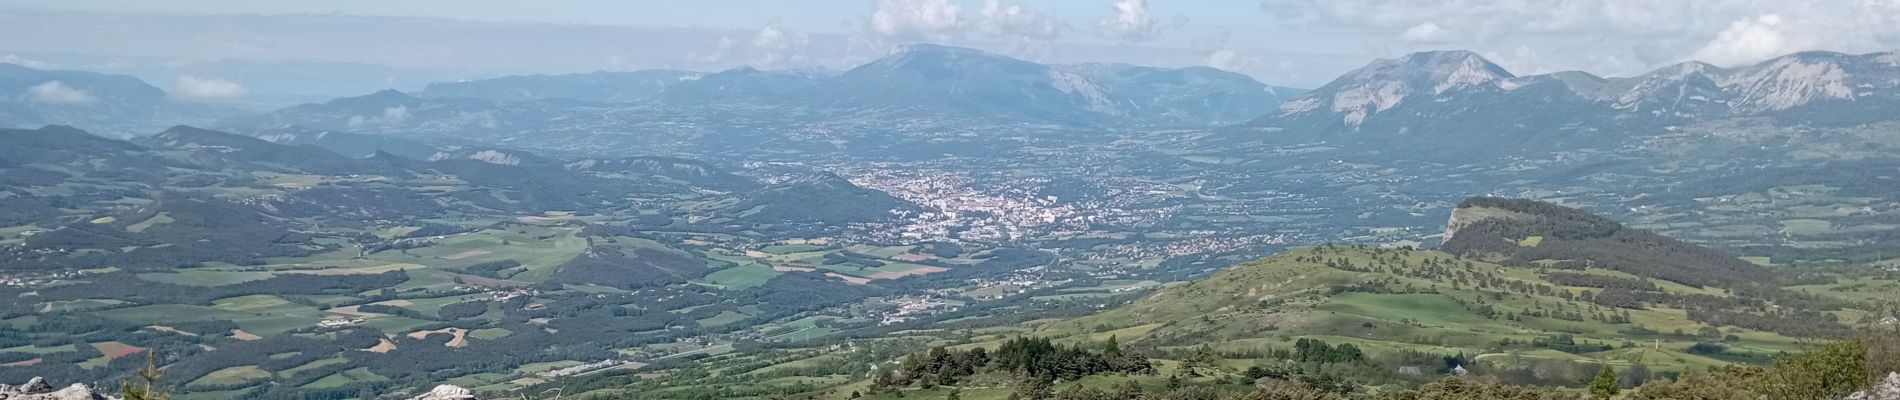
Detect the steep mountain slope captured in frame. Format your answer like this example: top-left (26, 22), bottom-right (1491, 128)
top-left (1724, 51), bottom-right (1900, 125)
top-left (1059, 63), bottom-right (1303, 124)
top-left (824, 44), bottom-right (1126, 124)
top-left (1591, 61), bottom-right (1730, 120)
top-left (1243, 49), bottom-right (1900, 154)
top-left (1256, 51), bottom-right (1624, 151)
top-left (1273, 50), bottom-right (1514, 128)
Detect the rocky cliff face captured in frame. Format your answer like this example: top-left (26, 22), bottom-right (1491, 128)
top-left (0, 377), bottom-right (118, 400)
top-left (1441, 204), bottom-right (1533, 242)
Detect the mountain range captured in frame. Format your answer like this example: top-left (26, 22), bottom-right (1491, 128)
top-left (21, 45), bottom-right (1900, 164)
top-left (1247, 49), bottom-right (1900, 153)
top-left (0, 64), bottom-right (250, 134)
top-left (241, 44), bottom-right (1302, 138)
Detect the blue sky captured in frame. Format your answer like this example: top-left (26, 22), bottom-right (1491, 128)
top-left (5, 0), bottom-right (1900, 95)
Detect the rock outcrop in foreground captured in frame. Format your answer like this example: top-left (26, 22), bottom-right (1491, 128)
top-left (1851, 372), bottom-right (1900, 400)
top-left (0, 377), bottom-right (118, 400)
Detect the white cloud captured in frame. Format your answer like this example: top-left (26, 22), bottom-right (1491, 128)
top-left (869, 0), bottom-right (964, 39)
top-left (348, 105), bottom-right (410, 128)
top-left (689, 22), bottom-right (816, 69)
top-left (1481, 46), bottom-right (1551, 75)
top-left (1691, 14), bottom-right (1795, 67)
top-left (973, 0), bottom-right (1064, 41)
top-left (750, 23), bottom-right (813, 68)
top-left (0, 54), bottom-right (54, 69)
top-left (859, 0), bottom-right (1067, 59)
top-left (1096, 0), bottom-right (1182, 43)
top-left (696, 36), bottom-right (741, 65)
top-left (1401, 22), bottom-right (1451, 44)
top-left (1206, 49), bottom-right (1249, 71)
top-left (1192, 29), bottom-right (1263, 75)
top-left (971, 0), bottom-right (1066, 58)
top-left (173, 75), bottom-right (249, 99)
top-left (1258, 0), bottom-right (1900, 76)
top-left (26, 81), bottom-right (96, 105)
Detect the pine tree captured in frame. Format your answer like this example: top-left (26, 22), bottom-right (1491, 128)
top-left (1110, 380), bottom-right (1145, 400)
top-left (1014, 371), bottom-right (1052, 400)
top-left (871, 369), bottom-right (895, 395)
top-left (121, 351), bottom-right (172, 400)
top-left (1181, 344), bottom-right (1217, 376)
top-left (1589, 364), bottom-right (1619, 399)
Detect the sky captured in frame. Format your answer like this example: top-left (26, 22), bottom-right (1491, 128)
top-left (4, 0), bottom-right (1900, 98)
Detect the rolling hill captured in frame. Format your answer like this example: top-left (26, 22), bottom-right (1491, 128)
top-left (1034, 198), bottom-right (1873, 375)
top-left (728, 172), bottom-right (924, 225)
top-left (1441, 197), bottom-right (1772, 287)
top-left (710, 198), bottom-right (1895, 400)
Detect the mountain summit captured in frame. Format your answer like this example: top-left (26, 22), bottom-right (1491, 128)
top-left (1244, 49), bottom-right (1900, 156)
top-left (1277, 50), bottom-right (1512, 126)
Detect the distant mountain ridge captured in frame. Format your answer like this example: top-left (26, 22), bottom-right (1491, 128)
top-left (420, 70), bottom-right (699, 103)
top-left (256, 44), bottom-right (1297, 132)
top-left (1253, 49), bottom-right (1900, 149)
top-left (1, 63), bottom-right (167, 130)
top-left (0, 63), bottom-right (250, 133)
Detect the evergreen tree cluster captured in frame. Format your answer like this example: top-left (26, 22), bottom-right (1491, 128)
top-left (1292, 338), bottom-right (1365, 364)
top-left (876, 336), bottom-right (1155, 395)
top-left (991, 336), bottom-right (1155, 380)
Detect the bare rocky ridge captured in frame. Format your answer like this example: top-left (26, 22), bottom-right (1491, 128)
top-left (0, 377), bottom-right (118, 400)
